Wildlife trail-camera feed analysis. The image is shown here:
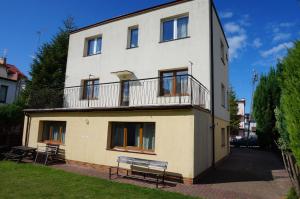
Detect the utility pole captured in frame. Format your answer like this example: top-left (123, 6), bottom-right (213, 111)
top-left (247, 69), bottom-right (258, 147)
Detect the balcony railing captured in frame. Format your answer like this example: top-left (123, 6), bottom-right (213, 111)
top-left (27, 75), bottom-right (210, 110)
top-left (62, 75), bottom-right (210, 110)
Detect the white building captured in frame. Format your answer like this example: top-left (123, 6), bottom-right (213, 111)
top-left (23, 0), bottom-right (230, 184)
top-left (0, 58), bottom-right (26, 104)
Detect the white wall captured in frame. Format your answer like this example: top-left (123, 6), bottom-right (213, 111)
top-left (212, 8), bottom-right (230, 122)
top-left (65, 0), bottom-right (211, 90)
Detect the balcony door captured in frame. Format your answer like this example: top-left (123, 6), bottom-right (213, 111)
top-left (120, 80), bottom-right (130, 106)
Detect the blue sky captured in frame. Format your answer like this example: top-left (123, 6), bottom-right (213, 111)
top-left (1, 0), bottom-right (299, 112)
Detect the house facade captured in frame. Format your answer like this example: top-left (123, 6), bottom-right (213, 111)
top-left (23, 0), bottom-right (230, 183)
top-left (236, 99), bottom-right (246, 136)
top-left (0, 57), bottom-right (26, 104)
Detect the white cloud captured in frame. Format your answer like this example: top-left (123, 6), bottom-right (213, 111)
top-left (273, 32), bottom-right (291, 42)
top-left (252, 38), bottom-right (262, 48)
top-left (224, 22), bottom-right (244, 34)
top-left (260, 42), bottom-right (293, 58)
top-left (220, 11), bottom-right (233, 19)
top-left (279, 22), bottom-right (295, 28)
top-left (228, 34), bottom-right (247, 60)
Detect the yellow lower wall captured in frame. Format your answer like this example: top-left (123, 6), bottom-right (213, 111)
top-left (23, 110), bottom-right (196, 178)
top-left (214, 117), bottom-right (230, 162)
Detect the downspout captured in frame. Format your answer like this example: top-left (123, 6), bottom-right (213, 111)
top-left (24, 112), bottom-right (31, 147)
top-left (209, 0), bottom-right (215, 168)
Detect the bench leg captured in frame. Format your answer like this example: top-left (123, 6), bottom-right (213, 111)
top-left (34, 153), bottom-right (39, 163)
top-left (109, 167), bottom-right (112, 180)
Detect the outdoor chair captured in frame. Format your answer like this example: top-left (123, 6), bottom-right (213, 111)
top-left (34, 144), bottom-right (59, 165)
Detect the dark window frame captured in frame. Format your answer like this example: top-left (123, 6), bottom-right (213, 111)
top-left (82, 79), bottom-right (99, 100)
top-left (159, 69), bottom-right (189, 96)
top-left (0, 85), bottom-right (8, 103)
top-left (40, 121), bottom-right (66, 145)
top-left (109, 122), bottom-right (155, 153)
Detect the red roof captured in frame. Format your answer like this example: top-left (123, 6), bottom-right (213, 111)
top-left (5, 64), bottom-right (27, 81)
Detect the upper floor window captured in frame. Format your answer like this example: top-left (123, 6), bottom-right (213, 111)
top-left (160, 69), bottom-right (188, 96)
top-left (221, 83), bottom-right (226, 108)
top-left (220, 40), bottom-right (225, 64)
top-left (221, 128), bottom-right (226, 147)
top-left (82, 79), bottom-right (99, 100)
top-left (128, 26), bottom-right (139, 48)
top-left (0, 85), bottom-right (8, 103)
top-left (86, 36), bottom-right (102, 56)
top-left (161, 15), bottom-right (189, 42)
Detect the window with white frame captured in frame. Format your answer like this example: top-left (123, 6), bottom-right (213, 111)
top-left (128, 26), bottom-right (139, 48)
top-left (86, 36), bottom-right (102, 56)
top-left (161, 15), bottom-right (189, 42)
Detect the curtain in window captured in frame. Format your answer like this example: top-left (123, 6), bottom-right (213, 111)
top-left (112, 124), bottom-right (124, 147)
top-left (96, 37), bottom-right (102, 54)
top-left (87, 39), bottom-right (95, 56)
top-left (130, 28), bottom-right (138, 48)
top-left (143, 124), bottom-right (155, 150)
top-left (93, 80), bottom-right (99, 99)
top-left (177, 17), bottom-right (188, 39)
top-left (52, 126), bottom-right (59, 141)
top-left (162, 72), bottom-right (173, 95)
top-left (176, 71), bottom-right (188, 94)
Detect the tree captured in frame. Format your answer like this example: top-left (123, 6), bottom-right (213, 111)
top-left (25, 17), bottom-right (76, 108)
top-left (253, 67), bottom-right (281, 148)
top-left (229, 87), bottom-right (240, 135)
top-left (281, 41), bottom-right (300, 164)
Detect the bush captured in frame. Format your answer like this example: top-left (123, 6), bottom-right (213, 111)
top-left (286, 187), bottom-right (298, 199)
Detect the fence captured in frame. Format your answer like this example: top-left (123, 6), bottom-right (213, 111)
top-left (282, 151), bottom-right (300, 194)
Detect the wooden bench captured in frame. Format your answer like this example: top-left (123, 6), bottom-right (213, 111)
top-left (34, 144), bottom-right (59, 165)
top-left (109, 156), bottom-right (168, 188)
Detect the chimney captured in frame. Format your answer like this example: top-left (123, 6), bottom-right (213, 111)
top-left (0, 57), bottom-right (7, 65)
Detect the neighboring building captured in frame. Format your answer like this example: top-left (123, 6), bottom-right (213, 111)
top-left (244, 113), bottom-right (257, 138)
top-left (23, 0), bottom-right (230, 184)
top-left (236, 98), bottom-right (246, 136)
top-left (0, 57), bottom-right (26, 104)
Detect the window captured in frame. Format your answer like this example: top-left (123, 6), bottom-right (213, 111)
top-left (220, 40), bottom-right (225, 64)
top-left (161, 15), bottom-right (189, 42)
top-left (128, 26), bottom-right (139, 48)
top-left (41, 121), bottom-right (66, 144)
top-left (110, 122), bottom-right (155, 152)
top-left (160, 69), bottom-right (188, 96)
top-left (86, 36), bottom-right (102, 56)
top-left (221, 128), bottom-right (225, 147)
top-left (0, 85), bottom-right (8, 103)
top-left (82, 79), bottom-right (99, 99)
top-left (221, 84), bottom-right (226, 108)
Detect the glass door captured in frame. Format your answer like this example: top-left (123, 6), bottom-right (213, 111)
top-left (120, 81), bottom-right (130, 106)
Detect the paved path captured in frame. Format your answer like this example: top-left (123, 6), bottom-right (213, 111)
top-left (53, 148), bottom-right (291, 199)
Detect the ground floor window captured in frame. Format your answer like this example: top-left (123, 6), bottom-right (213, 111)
top-left (41, 121), bottom-right (66, 144)
top-left (221, 128), bottom-right (226, 147)
top-left (110, 122), bottom-right (155, 152)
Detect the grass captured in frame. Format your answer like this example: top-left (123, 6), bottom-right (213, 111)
top-left (0, 161), bottom-right (199, 199)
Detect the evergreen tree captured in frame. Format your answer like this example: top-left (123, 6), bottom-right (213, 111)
top-left (25, 17), bottom-right (76, 108)
top-left (281, 41), bottom-right (300, 163)
top-left (253, 68), bottom-right (281, 148)
top-left (229, 87), bottom-right (240, 135)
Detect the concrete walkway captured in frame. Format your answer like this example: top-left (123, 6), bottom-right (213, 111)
top-left (52, 148), bottom-right (291, 199)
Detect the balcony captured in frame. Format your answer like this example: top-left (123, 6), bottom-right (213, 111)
top-left (28, 75), bottom-right (210, 111)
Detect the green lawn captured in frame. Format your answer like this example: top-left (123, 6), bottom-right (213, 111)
top-left (0, 161), bottom-right (198, 199)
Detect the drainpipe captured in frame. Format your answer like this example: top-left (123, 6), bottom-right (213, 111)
top-left (24, 112), bottom-right (31, 147)
top-left (209, 0), bottom-right (216, 168)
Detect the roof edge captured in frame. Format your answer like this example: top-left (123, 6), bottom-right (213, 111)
top-left (71, 0), bottom-right (193, 34)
